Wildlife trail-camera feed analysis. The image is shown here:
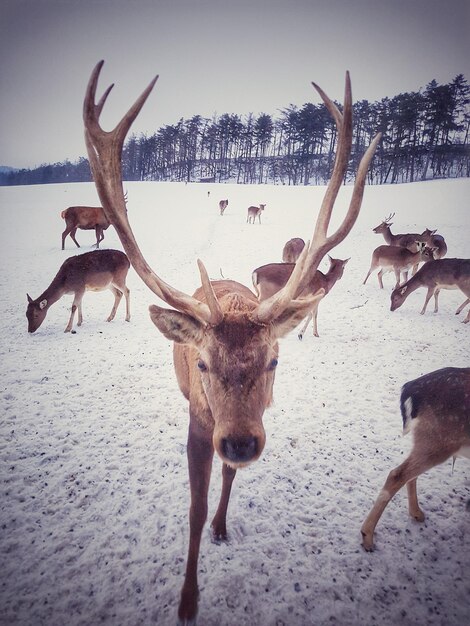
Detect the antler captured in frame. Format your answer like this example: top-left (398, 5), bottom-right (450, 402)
top-left (83, 60), bottom-right (223, 325)
top-left (83, 62), bottom-right (380, 327)
top-left (384, 212), bottom-right (395, 223)
top-left (252, 73), bottom-right (381, 321)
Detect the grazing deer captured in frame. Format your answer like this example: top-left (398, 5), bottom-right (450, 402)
top-left (363, 243), bottom-right (434, 289)
top-left (282, 237), bottom-right (306, 263)
top-left (247, 204), bottom-right (266, 224)
top-left (253, 256), bottom-right (349, 338)
top-left (373, 213), bottom-right (422, 251)
top-left (61, 205), bottom-right (110, 250)
top-left (26, 249), bottom-right (131, 333)
top-left (417, 228), bottom-right (448, 259)
top-left (361, 367), bottom-right (470, 551)
top-left (390, 258), bottom-right (470, 322)
top-left (83, 61), bottom-right (380, 623)
top-left (219, 199), bottom-right (229, 215)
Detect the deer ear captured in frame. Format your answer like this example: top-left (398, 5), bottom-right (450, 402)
top-left (27, 293), bottom-right (33, 303)
top-left (39, 299), bottom-right (48, 309)
top-left (149, 305), bottom-right (205, 346)
top-left (272, 289), bottom-right (325, 339)
top-left (400, 286), bottom-right (408, 295)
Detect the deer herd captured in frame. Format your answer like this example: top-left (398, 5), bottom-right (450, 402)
top-left (23, 63), bottom-right (469, 623)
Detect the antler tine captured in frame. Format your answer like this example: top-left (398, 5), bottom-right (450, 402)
top-left (255, 241), bottom-right (325, 323)
top-left (311, 71), bottom-right (353, 246)
top-left (83, 61), bottom-right (217, 326)
top-left (294, 74), bottom-right (380, 296)
top-left (311, 80), bottom-right (343, 128)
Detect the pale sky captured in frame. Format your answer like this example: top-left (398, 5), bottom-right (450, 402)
top-left (1, 0), bottom-right (469, 169)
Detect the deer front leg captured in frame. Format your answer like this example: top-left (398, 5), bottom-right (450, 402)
top-left (178, 421), bottom-right (214, 624)
top-left (420, 287), bottom-right (435, 315)
top-left (211, 463), bottom-right (237, 540)
top-left (455, 297), bottom-right (470, 316)
top-left (64, 291), bottom-right (84, 332)
top-left (70, 227), bottom-right (80, 248)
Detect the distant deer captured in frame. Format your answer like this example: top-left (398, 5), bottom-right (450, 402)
top-left (363, 243), bottom-right (434, 289)
top-left (417, 228), bottom-right (448, 260)
top-left (282, 237), bottom-right (306, 263)
top-left (219, 199), bottom-right (229, 215)
top-left (253, 256), bottom-right (349, 338)
top-left (83, 62), bottom-right (380, 622)
top-left (361, 367), bottom-right (470, 551)
top-left (373, 213), bottom-right (422, 251)
top-left (247, 204), bottom-right (265, 224)
top-left (61, 205), bottom-right (110, 250)
top-left (26, 249), bottom-right (131, 333)
top-left (390, 257), bottom-right (470, 322)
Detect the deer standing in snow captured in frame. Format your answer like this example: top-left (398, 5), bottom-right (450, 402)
top-left (83, 61), bottom-right (380, 623)
top-left (247, 204), bottom-right (265, 224)
top-left (61, 205), bottom-right (110, 250)
top-left (390, 257), bottom-right (470, 322)
top-left (219, 199), bottom-right (228, 215)
top-left (26, 249), bottom-right (131, 333)
top-left (361, 367), bottom-right (470, 551)
top-left (373, 213), bottom-right (422, 251)
top-left (252, 256), bottom-right (349, 338)
top-left (363, 243), bottom-right (434, 289)
top-left (282, 237), bottom-right (306, 263)
top-left (417, 228), bottom-right (448, 260)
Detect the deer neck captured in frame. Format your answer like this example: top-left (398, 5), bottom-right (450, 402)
top-left (39, 272), bottom-right (68, 308)
top-left (382, 226), bottom-right (393, 244)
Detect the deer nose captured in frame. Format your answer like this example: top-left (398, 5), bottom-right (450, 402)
top-left (221, 436), bottom-right (258, 463)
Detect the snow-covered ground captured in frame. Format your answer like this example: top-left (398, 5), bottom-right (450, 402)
top-left (0, 178), bottom-right (469, 626)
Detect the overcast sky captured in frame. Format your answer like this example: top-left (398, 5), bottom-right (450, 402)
top-left (1, 0), bottom-right (469, 169)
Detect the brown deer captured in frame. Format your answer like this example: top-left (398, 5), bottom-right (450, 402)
top-left (61, 205), bottom-right (110, 250)
top-left (26, 249), bottom-right (131, 333)
top-left (363, 243), bottom-right (434, 289)
top-left (390, 258), bottom-right (470, 322)
top-left (247, 203), bottom-right (266, 224)
top-left (282, 237), bottom-right (306, 263)
top-left (219, 199), bottom-right (229, 215)
top-left (373, 213), bottom-right (422, 251)
top-left (83, 61), bottom-right (381, 623)
top-left (252, 256), bottom-right (349, 338)
top-left (417, 228), bottom-right (448, 259)
top-left (361, 367), bottom-right (470, 551)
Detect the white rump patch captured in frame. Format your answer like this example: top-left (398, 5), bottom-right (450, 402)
top-left (402, 396), bottom-right (414, 434)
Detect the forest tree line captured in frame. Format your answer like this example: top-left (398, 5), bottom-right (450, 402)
top-left (2, 74), bottom-right (469, 187)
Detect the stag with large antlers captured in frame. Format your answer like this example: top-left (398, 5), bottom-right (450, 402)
top-left (83, 61), bottom-right (380, 623)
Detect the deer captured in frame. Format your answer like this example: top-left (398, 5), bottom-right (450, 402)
top-left (361, 366), bottom-right (470, 551)
top-left (26, 249), bottom-right (131, 333)
top-left (247, 203), bottom-right (266, 224)
top-left (390, 257), bottom-right (470, 322)
top-left (61, 205), bottom-right (110, 250)
top-left (373, 213), bottom-right (423, 251)
top-left (219, 199), bottom-right (228, 215)
top-left (417, 228), bottom-right (448, 260)
top-left (83, 61), bottom-right (381, 623)
top-left (252, 256), bottom-right (349, 338)
top-left (363, 243), bottom-right (434, 290)
top-left (282, 237), bottom-right (306, 263)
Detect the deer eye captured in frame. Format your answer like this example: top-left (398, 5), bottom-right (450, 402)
top-left (197, 360), bottom-right (208, 372)
top-left (268, 358), bottom-right (278, 371)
